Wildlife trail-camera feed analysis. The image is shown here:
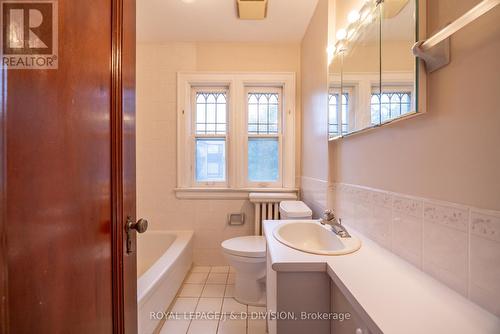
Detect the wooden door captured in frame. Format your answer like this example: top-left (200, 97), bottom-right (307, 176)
top-left (0, 0), bottom-right (137, 333)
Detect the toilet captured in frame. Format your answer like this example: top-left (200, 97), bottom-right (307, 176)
top-left (279, 201), bottom-right (313, 220)
top-left (221, 200), bottom-right (313, 306)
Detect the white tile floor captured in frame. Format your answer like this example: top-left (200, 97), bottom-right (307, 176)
top-left (159, 266), bottom-right (267, 334)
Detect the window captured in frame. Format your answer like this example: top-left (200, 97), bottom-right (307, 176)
top-left (328, 91), bottom-right (349, 137)
top-left (177, 72), bottom-right (296, 194)
top-left (247, 89), bottom-right (281, 186)
top-left (193, 89), bottom-right (228, 185)
top-left (371, 91), bottom-right (412, 125)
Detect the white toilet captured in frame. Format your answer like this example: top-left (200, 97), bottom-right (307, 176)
top-left (221, 200), bottom-right (312, 306)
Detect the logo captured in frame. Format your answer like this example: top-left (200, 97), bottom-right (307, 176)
top-left (1, 1), bottom-right (58, 69)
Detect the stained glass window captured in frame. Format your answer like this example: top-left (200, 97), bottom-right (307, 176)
top-left (247, 91), bottom-right (281, 184)
top-left (196, 92), bottom-right (227, 135)
top-left (328, 92), bottom-right (349, 137)
top-left (194, 90), bottom-right (228, 183)
top-left (248, 93), bottom-right (279, 134)
top-left (371, 92), bottom-right (411, 124)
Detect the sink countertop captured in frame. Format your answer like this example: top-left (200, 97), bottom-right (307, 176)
top-left (263, 220), bottom-right (500, 334)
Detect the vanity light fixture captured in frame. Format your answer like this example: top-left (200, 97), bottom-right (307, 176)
top-left (347, 10), bottom-right (360, 24)
top-left (347, 28), bottom-right (357, 40)
top-left (360, 8), bottom-right (370, 21)
top-left (332, 0), bottom-right (378, 59)
top-left (327, 45), bottom-right (336, 64)
top-left (336, 28), bottom-right (347, 41)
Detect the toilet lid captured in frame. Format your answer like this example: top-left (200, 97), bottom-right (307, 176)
top-left (221, 236), bottom-right (266, 258)
top-left (279, 201), bottom-right (312, 218)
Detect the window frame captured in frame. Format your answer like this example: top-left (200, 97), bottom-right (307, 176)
top-left (244, 87), bottom-right (283, 188)
top-left (328, 87), bottom-right (352, 138)
top-left (176, 72), bottom-right (296, 194)
top-left (191, 87), bottom-right (229, 187)
top-left (371, 84), bottom-right (414, 125)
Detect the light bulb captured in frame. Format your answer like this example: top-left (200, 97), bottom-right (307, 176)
top-left (347, 10), bottom-right (360, 24)
top-left (336, 28), bottom-right (347, 41)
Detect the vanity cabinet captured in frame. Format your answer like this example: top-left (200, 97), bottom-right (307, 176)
top-left (266, 249), bottom-right (277, 334)
top-left (331, 283), bottom-right (372, 334)
top-left (266, 260), bottom-right (374, 334)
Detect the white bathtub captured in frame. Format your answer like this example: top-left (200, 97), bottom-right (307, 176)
top-left (137, 230), bottom-right (193, 334)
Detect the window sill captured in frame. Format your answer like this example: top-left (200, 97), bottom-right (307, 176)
top-left (174, 187), bottom-right (299, 200)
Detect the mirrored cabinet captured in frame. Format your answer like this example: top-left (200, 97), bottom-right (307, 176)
top-left (328, 0), bottom-right (425, 139)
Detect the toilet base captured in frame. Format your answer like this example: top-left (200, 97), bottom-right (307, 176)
top-left (234, 275), bottom-right (266, 306)
top-left (222, 252), bottom-right (266, 307)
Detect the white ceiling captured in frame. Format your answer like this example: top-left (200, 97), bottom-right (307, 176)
top-left (137, 0), bottom-right (320, 43)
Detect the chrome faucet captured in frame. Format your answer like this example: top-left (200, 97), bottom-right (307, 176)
top-left (320, 210), bottom-right (351, 238)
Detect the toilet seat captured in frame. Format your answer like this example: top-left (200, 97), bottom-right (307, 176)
top-left (221, 236), bottom-right (266, 258)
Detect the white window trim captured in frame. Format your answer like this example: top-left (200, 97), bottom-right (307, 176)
top-left (191, 87), bottom-right (229, 187)
top-left (176, 72), bottom-right (296, 196)
top-left (245, 86), bottom-right (282, 188)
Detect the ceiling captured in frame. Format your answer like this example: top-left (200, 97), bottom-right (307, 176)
top-left (358, 1), bottom-right (415, 44)
top-left (137, 0), bottom-right (319, 43)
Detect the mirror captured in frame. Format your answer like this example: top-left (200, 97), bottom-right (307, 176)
top-left (328, 0), bottom-right (419, 139)
top-left (380, 0), bottom-right (417, 123)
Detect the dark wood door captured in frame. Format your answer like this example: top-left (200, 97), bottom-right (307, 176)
top-left (0, 0), bottom-right (137, 333)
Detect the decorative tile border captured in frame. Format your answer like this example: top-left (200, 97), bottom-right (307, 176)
top-left (329, 182), bottom-right (500, 317)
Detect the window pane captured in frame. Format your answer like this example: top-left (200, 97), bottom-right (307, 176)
top-left (371, 92), bottom-right (412, 124)
top-left (329, 104), bottom-right (337, 123)
top-left (196, 92), bottom-right (227, 135)
top-left (328, 92), bottom-right (349, 136)
top-left (206, 103), bottom-right (216, 123)
top-left (258, 104), bottom-right (268, 128)
top-left (196, 138), bottom-right (226, 182)
top-left (371, 95), bottom-right (380, 125)
top-left (248, 138), bottom-right (279, 182)
top-left (328, 93), bottom-right (339, 136)
top-left (248, 92), bottom-right (279, 134)
top-left (248, 104), bottom-right (258, 123)
top-left (269, 104), bottom-right (278, 124)
top-left (381, 104), bottom-right (390, 122)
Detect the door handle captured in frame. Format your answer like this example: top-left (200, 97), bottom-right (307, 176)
top-left (127, 218), bottom-right (148, 233)
top-left (126, 217), bottom-right (148, 254)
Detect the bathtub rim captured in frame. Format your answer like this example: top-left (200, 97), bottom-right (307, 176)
top-left (137, 230), bottom-right (193, 303)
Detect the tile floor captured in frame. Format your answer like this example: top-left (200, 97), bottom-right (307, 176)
top-left (159, 266), bottom-right (267, 334)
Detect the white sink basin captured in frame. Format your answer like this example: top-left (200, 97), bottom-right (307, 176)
top-left (273, 221), bottom-right (361, 255)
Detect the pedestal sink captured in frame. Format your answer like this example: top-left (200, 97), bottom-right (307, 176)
top-left (273, 220), bottom-right (361, 255)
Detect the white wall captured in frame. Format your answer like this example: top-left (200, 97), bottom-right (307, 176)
top-left (328, 0), bottom-right (500, 316)
top-left (300, 0), bottom-right (329, 218)
top-left (330, 0), bottom-right (500, 210)
top-left (136, 42), bottom-right (301, 265)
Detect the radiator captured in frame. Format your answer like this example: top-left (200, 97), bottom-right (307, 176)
top-left (249, 192), bottom-right (297, 236)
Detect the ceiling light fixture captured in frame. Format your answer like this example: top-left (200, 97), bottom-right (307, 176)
top-left (237, 0), bottom-right (268, 20)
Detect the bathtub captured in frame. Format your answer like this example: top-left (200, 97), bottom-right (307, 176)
top-left (137, 230), bottom-right (193, 334)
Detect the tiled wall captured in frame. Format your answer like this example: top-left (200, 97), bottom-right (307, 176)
top-left (330, 183), bottom-right (500, 317)
top-left (136, 42), bottom-right (301, 265)
top-left (301, 176), bottom-right (328, 219)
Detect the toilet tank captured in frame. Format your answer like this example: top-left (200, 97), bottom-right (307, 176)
top-left (279, 201), bottom-right (312, 220)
